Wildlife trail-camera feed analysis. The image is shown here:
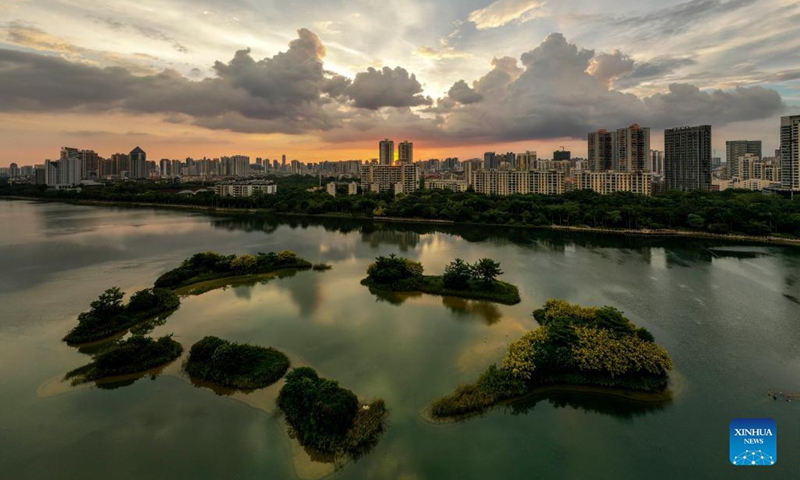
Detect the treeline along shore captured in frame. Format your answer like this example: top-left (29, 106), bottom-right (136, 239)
top-left (3, 178), bottom-right (800, 246)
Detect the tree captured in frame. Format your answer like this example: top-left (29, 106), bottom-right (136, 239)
top-left (687, 213), bottom-right (705, 229)
top-left (473, 258), bottom-right (503, 285)
top-left (90, 287), bottom-right (125, 318)
top-left (442, 258), bottom-right (472, 290)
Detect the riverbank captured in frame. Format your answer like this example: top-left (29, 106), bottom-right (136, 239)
top-left (3, 195), bottom-right (799, 246)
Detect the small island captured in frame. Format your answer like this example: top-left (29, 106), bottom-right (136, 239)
top-left (278, 367), bottom-right (388, 462)
top-left (154, 250), bottom-right (312, 289)
top-left (361, 254), bottom-right (520, 305)
top-left (184, 336), bottom-right (290, 389)
top-left (429, 299), bottom-right (673, 419)
top-left (64, 250), bottom-right (315, 344)
top-left (63, 287), bottom-right (180, 344)
top-left (65, 335), bottom-right (183, 385)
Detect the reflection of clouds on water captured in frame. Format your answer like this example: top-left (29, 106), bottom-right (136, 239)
top-left (441, 297), bottom-right (502, 325)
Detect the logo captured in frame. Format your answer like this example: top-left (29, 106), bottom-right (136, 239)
top-left (730, 418), bottom-right (777, 466)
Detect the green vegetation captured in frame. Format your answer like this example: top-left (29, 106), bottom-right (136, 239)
top-left (5, 181), bottom-right (800, 239)
top-left (65, 335), bottom-right (183, 384)
top-left (63, 287), bottom-right (180, 344)
top-left (312, 263), bottom-right (333, 271)
top-left (430, 300), bottom-right (673, 419)
top-left (154, 250), bottom-right (311, 289)
top-left (277, 367), bottom-right (388, 460)
top-left (362, 254), bottom-right (520, 304)
top-left (184, 336), bottom-right (290, 389)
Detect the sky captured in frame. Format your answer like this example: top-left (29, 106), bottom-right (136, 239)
top-left (1, 0), bottom-right (799, 166)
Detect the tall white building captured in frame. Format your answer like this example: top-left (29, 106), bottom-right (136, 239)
top-left (45, 157), bottom-right (82, 186)
top-left (574, 171), bottom-right (653, 196)
top-left (467, 169), bottom-right (565, 195)
top-left (780, 115), bottom-right (800, 191)
top-left (361, 163), bottom-right (420, 193)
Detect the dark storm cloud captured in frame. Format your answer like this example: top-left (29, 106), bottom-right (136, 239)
top-left (345, 66), bottom-right (432, 109)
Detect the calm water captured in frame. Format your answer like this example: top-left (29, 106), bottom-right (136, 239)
top-left (1, 199), bottom-right (799, 479)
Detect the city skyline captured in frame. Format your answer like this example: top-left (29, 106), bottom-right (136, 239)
top-left (1, 0), bottom-right (800, 166)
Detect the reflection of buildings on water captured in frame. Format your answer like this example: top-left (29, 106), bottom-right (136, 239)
top-left (362, 229), bottom-right (421, 251)
top-left (210, 217), bottom-right (281, 234)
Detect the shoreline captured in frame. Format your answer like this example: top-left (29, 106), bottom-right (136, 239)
top-left (4, 195), bottom-right (799, 246)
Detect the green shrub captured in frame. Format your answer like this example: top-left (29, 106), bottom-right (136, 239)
top-left (185, 336), bottom-right (289, 389)
top-left (442, 258), bottom-right (472, 289)
top-left (66, 334), bottom-right (183, 384)
top-left (366, 254), bottom-right (424, 285)
top-left (277, 367), bottom-right (361, 454)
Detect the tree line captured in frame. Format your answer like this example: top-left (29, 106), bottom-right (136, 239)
top-left (3, 179), bottom-right (800, 238)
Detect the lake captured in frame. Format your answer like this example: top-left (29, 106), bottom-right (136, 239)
top-left (1, 199), bottom-right (799, 479)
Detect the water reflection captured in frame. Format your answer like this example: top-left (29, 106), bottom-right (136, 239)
top-left (508, 389), bottom-right (671, 420)
top-left (441, 297), bottom-right (502, 325)
top-left (366, 286), bottom-right (423, 306)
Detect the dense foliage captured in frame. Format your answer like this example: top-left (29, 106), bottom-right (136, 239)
top-left (65, 335), bottom-right (183, 384)
top-left (5, 181), bottom-right (800, 238)
top-left (64, 287), bottom-right (180, 344)
top-left (277, 367), bottom-right (387, 459)
top-left (442, 258), bottom-right (503, 288)
top-left (364, 255), bottom-right (520, 304)
top-left (430, 300), bottom-right (673, 419)
top-left (154, 250), bottom-right (311, 289)
top-left (365, 254), bottom-right (424, 290)
top-left (185, 336), bottom-right (290, 389)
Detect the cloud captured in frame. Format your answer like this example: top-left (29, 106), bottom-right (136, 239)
top-left (0, 28), bottom-right (786, 145)
top-left (91, 17), bottom-right (189, 53)
top-left (4, 21), bottom-right (81, 55)
top-left (2, 21), bottom-right (161, 74)
top-left (429, 33), bottom-right (784, 143)
top-left (345, 66), bottom-right (432, 109)
top-left (414, 46), bottom-right (470, 60)
top-left (447, 80), bottom-right (483, 104)
top-left (468, 0), bottom-right (547, 30)
top-left (587, 50), bottom-right (635, 88)
top-left (614, 0), bottom-right (757, 38)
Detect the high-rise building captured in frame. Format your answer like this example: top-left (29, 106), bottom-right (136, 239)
top-left (379, 139), bottom-right (395, 165)
top-left (516, 151), bottom-right (537, 171)
top-left (553, 150), bottom-right (571, 161)
top-left (780, 115), bottom-right (800, 191)
top-left (588, 130), bottom-right (616, 172)
top-left (664, 125), bottom-right (712, 191)
top-left (651, 150), bottom-right (664, 176)
top-left (726, 140), bottom-right (761, 179)
top-left (615, 124), bottom-right (651, 171)
top-left (9, 163), bottom-right (19, 178)
top-left (130, 146), bottom-right (147, 179)
top-left (483, 151), bottom-right (498, 170)
top-left (361, 163), bottom-right (420, 193)
top-left (45, 156), bottom-right (82, 186)
top-left (398, 141), bottom-right (413, 164)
